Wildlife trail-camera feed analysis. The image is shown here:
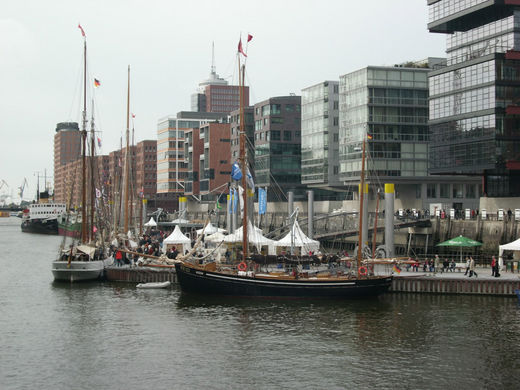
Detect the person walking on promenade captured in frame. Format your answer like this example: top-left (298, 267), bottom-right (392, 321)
top-left (469, 256), bottom-right (477, 277)
top-left (491, 256), bottom-right (497, 277)
top-left (493, 256), bottom-right (500, 277)
top-left (464, 257), bottom-right (470, 276)
top-left (434, 255), bottom-right (440, 274)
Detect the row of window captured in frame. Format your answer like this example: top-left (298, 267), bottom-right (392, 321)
top-left (428, 0), bottom-right (488, 24)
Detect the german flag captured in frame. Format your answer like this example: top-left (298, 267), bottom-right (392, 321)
top-left (94, 78), bottom-right (101, 88)
top-left (367, 133), bottom-right (373, 140)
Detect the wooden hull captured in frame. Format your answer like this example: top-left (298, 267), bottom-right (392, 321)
top-left (174, 262), bottom-right (392, 298)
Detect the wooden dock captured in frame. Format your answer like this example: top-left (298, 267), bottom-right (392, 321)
top-left (391, 273), bottom-right (520, 296)
top-left (105, 266), bottom-right (177, 284)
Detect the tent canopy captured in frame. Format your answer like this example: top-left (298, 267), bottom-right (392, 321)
top-left (437, 235), bottom-right (482, 247)
top-left (224, 221), bottom-right (276, 254)
top-left (499, 237), bottom-right (520, 252)
top-left (162, 225), bottom-right (191, 254)
top-left (144, 217), bottom-right (157, 227)
top-left (275, 220), bottom-right (320, 253)
top-left (196, 222), bottom-right (226, 236)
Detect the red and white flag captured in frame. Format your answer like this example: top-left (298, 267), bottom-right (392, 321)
top-left (238, 38), bottom-right (247, 57)
top-left (247, 34), bottom-right (253, 42)
top-left (78, 23), bottom-right (86, 37)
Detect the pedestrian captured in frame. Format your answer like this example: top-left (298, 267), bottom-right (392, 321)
top-left (469, 256), bottom-right (477, 277)
top-left (114, 250), bottom-right (123, 266)
top-left (491, 256), bottom-right (496, 276)
top-left (443, 258), bottom-right (449, 273)
top-left (493, 256), bottom-right (500, 277)
top-left (434, 255), bottom-right (440, 274)
top-left (450, 258), bottom-right (456, 272)
top-left (464, 257), bottom-right (470, 275)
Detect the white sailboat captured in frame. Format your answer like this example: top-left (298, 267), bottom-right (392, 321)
top-left (52, 25), bottom-right (112, 282)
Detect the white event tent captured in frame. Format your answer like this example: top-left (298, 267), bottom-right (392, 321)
top-left (162, 225), bottom-right (191, 254)
top-left (144, 217), bottom-right (157, 227)
top-left (223, 222), bottom-right (276, 255)
top-left (196, 222), bottom-right (226, 236)
top-left (499, 237), bottom-right (520, 269)
top-left (275, 220), bottom-right (320, 254)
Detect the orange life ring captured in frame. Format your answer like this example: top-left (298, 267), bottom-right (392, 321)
top-left (358, 266), bottom-right (368, 276)
top-left (238, 262), bottom-right (247, 272)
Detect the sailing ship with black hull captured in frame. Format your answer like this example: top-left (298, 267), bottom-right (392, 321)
top-left (174, 37), bottom-right (392, 298)
top-left (52, 25), bottom-right (112, 282)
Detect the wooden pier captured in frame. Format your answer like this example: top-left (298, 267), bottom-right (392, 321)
top-left (391, 274), bottom-right (520, 296)
top-left (105, 266), bottom-right (177, 283)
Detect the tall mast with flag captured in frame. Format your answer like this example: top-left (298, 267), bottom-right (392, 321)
top-left (79, 23), bottom-right (88, 244)
top-left (238, 33), bottom-right (252, 261)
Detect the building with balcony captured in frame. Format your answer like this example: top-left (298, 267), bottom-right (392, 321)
top-left (428, 0), bottom-right (520, 197)
top-left (184, 122), bottom-right (231, 198)
top-left (157, 112), bottom-right (227, 204)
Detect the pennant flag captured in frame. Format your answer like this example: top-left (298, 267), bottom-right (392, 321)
top-left (258, 188), bottom-right (266, 215)
top-left (216, 194), bottom-right (222, 210)
top-left (392, 265), bottom-right (401, 274)
top-left (246, 167), bottom-right (255, 192)
top-left (97, 137), bottom-right (102, 147)
top-left (367, 133), bottom-right (373, 140)
top-left (247, 34), bottom-right (253, 42)
top-left (78, 23), bottom-right (86, 37)
top-left (231, 162), bottom-right (242, 180)
top-left (132, 113), bottom-right (136, 118)
top-left (238, 38), bottom-right (247, 57)
top-left (93, 225), bottom-right (98, 233)
top-left (94, 78), bottom-right (101, 88)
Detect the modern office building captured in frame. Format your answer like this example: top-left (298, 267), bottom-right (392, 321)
top-left (135, 140), bottom-right (157, 203)
top-left (339, 61), bottom-right (479, 211)
top-left (53, 122), bottom-right (82, 203)
top-left (428, 0), bottom-right (520, 197)
top-left (301, 81), bottom-right (341, 188)
top-left (253, 95), bottom-right (304, 199)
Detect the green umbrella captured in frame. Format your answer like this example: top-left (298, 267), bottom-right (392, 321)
top-left (436, 235), bottom-right (482, 262)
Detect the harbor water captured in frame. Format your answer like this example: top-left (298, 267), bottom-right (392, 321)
top-left (1, 216), bottom-right (520, 390)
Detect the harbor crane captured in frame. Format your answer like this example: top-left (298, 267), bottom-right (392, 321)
top-left (19, 178), bottom-right (28, 200)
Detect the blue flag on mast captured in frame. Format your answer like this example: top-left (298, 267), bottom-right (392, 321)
top-left (231, 162), bottom-right (242, 180)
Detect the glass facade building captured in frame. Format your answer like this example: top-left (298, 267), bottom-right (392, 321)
top-left (253, 96), bottom-right (304, 198)
top-left (428, 0), bottom-right (520, 197)
top-left (301, 81), bottom-right (340, 187)
top-left (339, 65), bottom-right (430, 186)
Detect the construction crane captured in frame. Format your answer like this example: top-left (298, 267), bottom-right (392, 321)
top-left (19, 178), bottom-right (28, 200)
top-left (0, 179), bottom-right (8, 190)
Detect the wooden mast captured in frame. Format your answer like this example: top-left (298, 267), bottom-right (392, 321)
top-left (239, 59), bottom-right (248, 261)
top-left (89, 100), bottom-right (96, 243)
top-left (81, 35), bottom-right (88, 244)
top-left (357, 138), bottom-right (366, 276)
top-left (123, 65), bottom-right (130, 234)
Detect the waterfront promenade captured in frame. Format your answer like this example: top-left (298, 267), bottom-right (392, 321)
top-left (392, 267), bottom-right (520, 296)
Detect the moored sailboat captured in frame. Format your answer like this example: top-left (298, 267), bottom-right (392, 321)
top-left (174, 37), bottom-right (392, 297)
top-left (52, 25), bottom-right (112, 282)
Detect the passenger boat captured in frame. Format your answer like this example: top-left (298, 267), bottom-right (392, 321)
top-left (20, 195), bottom-right (66, 235)
top-left (174, 37), bottom-right (392, 298)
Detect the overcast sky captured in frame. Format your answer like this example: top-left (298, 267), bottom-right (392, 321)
top-left (0, 0), bottom-right (445, 202)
